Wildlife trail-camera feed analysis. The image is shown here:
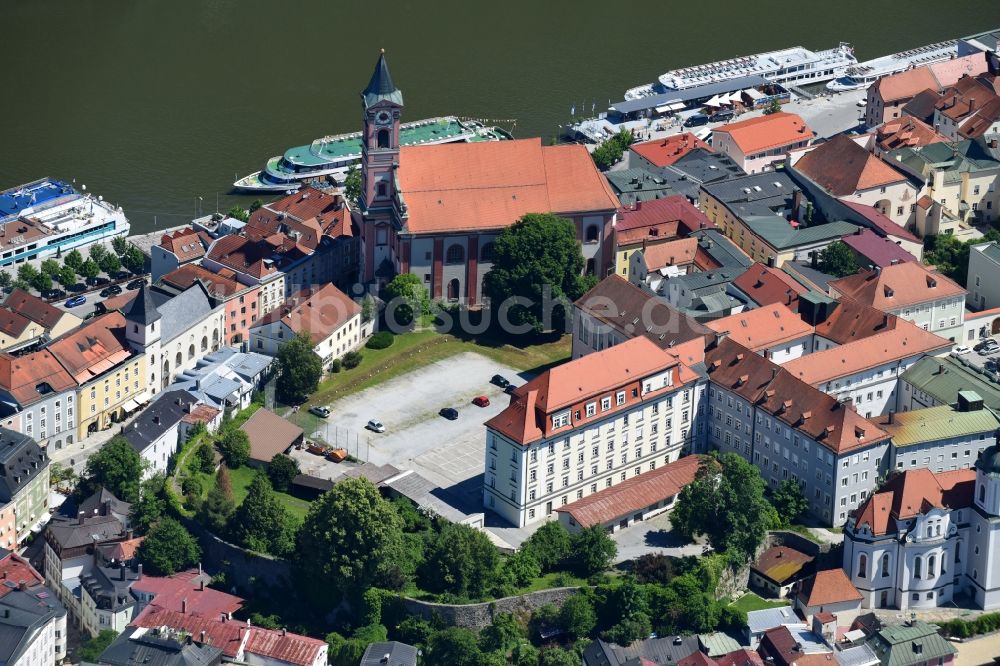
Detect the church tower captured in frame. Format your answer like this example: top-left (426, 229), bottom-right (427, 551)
top-left (123, 286), bottom-right (162, 397)
top-left (359, 49), bottom-right (405, 283)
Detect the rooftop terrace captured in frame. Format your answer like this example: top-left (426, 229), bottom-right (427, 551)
top-left (0, 179), bottom-right (77, 221)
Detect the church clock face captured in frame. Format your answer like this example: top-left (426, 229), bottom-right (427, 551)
top-left (375, 111), bottom-right (392, 126)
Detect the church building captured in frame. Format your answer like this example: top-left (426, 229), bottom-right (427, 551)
top-left (357, 52), bottom-right (620, 305)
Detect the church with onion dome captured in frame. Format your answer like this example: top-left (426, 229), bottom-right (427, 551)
top-left (842, 445), bottom-right (1000, 610)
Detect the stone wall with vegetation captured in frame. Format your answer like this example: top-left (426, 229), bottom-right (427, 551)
top-left (401, 587), bottom-right (580, 629)
top-left (180, 514), bottom-right (291, 589)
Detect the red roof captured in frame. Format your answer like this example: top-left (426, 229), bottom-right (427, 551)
top-left (159, 228), bottom-right (207, 263)
top-left (876, 116), bottom-right (948, 152)
top-left (555, 455), bottom-right (702, 527)
top-left (797, 569), bottom-right (862, 607)
top-left (716, 649), bottom-right (764, 666)
top-left (159, 264), bottom-right (254, 300)
top-left (838, 200), bottom-right (920, 243)
top-left (679, 651), bottom-right (718, 666)
top-left (630, 133), bottom-right (714, 168)
top-left (0, 550), bottom-right (43, 597)
top-left (731, 263), bottom-right (807, 312)
top-left (705, 303), bottom-right (813, 352)
top-left (131, 568), bottom-right (242, 616)
top-left (616, 195), bottom-right (713, 240)
top-left (244, 627), bottom-right (326, 666)
top-left (839, 229), bottom-right (917, 268)
top-left (251, 283), bottom-right (360, 345)
top-left (794, 135), bottom-right (907, 196)
top-left (397, 139), bottom-right (620, 234)
top-left (0, 349), bottom-right (76, 406)
top-left (713, 112), bottom-right (813, 154)
top-left (133, 606), bottom-right (245, 657)
top-left (850, 468), bottom-right (976, 536)
top-left (830, 263), bottom-right (966, 310)
top-left (3, 288), bottom-right (68, 330)
top-left (46, 312), bottom-right (134, 384)
top-left (97, 536), bottom-right (144, 562)
top-left (251, 187), bottom-right (351, 239)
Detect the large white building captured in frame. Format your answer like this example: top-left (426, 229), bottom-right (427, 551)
top-left (0, 549), bottom-right (68, 666)
top-left (484, 336), bottom-right (704, 527)
top-left (967, 240), bottom-right (1000, 311)
top-left (843, 447), bottom-right (1000, 610)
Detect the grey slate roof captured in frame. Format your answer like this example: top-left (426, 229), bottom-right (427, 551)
top-left (669, 147), bottom-right (746, 184)
top-left (605, 168), bottom-right (683, 206)
top-left (744, 217), bottom-right (860, 250)
top-left (746, 605), bottom-right (798, 634)
top-left (121, 390), bottom-right (199, 454)
top-left (583, 636), bottom-right (700, 666)
top-left (80, 564), bottom-right (141, 614)
top-left (0, 428), bottom-right (46, 503)
top-left (360, 641), bottom-right (418, 666)
top-left (362, 52), bottom-right (404, 109)
top-left (0, 575), bottom-right (66, 666)
top-left (151, 282), bottom-right (218, 345)
top-left (692, 229), bottom-right (754, 269)
top-left (701, 171), bottom-right (799, 219)
top-left (124, 286), bottom-right (162, 325)
top-left (98, 626), bottom-right (224, 666)
top-left (79, 488), bottom-right (132, 525)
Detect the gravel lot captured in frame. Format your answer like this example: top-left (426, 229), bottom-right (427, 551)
top-left (611, 511), bottom-right (705, 564)
top-left (306, 351), bottom-right (525, 514)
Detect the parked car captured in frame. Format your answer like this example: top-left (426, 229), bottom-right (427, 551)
top-left (472, 395), bottom-right (490, 407)
top-left (439, 407), bottom-right (459, 420)
top-left (978, 343), bottom-right (999, 356)
top-left (110, 270), bottom-right (130, 281)
top-left (65, 295), bottom-right (87, 308)
top-left (976, 339), bottom-right (999, 350)
top-left (952, 346), bottom-right (972, 355)
top-left (42, 289), bottom-right (66, 300)
top-left (986, 358), bottom-right (999, 371)
top-left (86, 276), bottom-right (110, 287)
top-left (366, 419), bottom-right (385, 433)
top-left (709, 109), bottom-right (734, 122)
top-left (126, 278), bottom-right (147, 290)
top-left (683, 113), bottom-right (709, 128)
top-left (491, 374), bottom-right (510, 388)
top-left (308, 406), bottom-right (330, 418)
top-left (66, 282), bottom-right (86, 293)
top-left (99, 285), bottom-right (122, 298)
top-left (326, 448), bottom-right (348, 462)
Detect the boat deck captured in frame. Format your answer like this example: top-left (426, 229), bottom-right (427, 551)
top-left (0, 179), bottom-right (77, 219)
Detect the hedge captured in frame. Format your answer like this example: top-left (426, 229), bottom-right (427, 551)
top-left (366, 331), bottom-right (395, 350)
top-left (342, 351), bottom-right (363, 369)
top-left (941, 611), bottom-right (1000, 638)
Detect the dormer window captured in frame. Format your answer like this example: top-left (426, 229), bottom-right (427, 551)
top-left (552, 411), bottom-right (570, 429)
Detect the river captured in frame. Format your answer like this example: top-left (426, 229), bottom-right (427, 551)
top-left (1, 0), bottom-right (994, 233)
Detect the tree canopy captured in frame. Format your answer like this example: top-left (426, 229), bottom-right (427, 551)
top-left (591, 128), bottom-right (634, 171)
top-left (267, 453), bottom-right (300, 492)
top-left (198, 466), bottom-right (236, 534)
top-left (383, 273), bottom-right (429, 327)
top-left (817, 240), bottom-right (858, 278)
top-left (569, 525), bottom-right (617, 577)
top-left (229, 471), bottom-right (297, 557)
top-left (275, 331), bottom-right (323, 404)
top-left (217, 428), bottom-right (251, 468)
top-left (343, 166), bottom-right (362, 208)
top-left (418, 522), bottom-right (500, 599)
top-left (483, 213), bottom-right (595, 334)
top-left (294, 477), bottom-right (405, 601)
top-left (672, 453), bottom-right (774, 561)
top-left (81, 435), bottom-right (147, 503)
top-left (521, 521), bottom-right (571, 572)
top-left (130, 476), bottom-right (167, 535)
top-left (136, 517), bottom-right (201, 575)
top-left (770, 478), bottom-right (809, 526)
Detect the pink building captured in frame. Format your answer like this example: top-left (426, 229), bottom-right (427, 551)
top-left (158, 264), bottom-right (261, 346)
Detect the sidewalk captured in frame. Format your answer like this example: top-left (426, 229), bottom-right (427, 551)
top-left (48, 410), bottom-right (143, 474)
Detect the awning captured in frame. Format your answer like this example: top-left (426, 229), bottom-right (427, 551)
top-left (704, 95), bottom-right (723, 107)
top-left (121, 398), bottom-right (140, 412)
top-left (655, 102), bottom-right (685, 113)
top-left (743, 88), bottom-right (765, 101)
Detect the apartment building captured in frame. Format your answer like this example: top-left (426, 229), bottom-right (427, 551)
top-left (0, 349), bottom-right (77, 451)
top-left (484, 336), bottom-right (705, 527)
top-left (0, 289), bottom-right (81, 352)
top-left (966, 240), bottom-right (1000, 310)
top-left (158, 263), bottom-right (261, 346)
top-left (711, 112), bottom-right (814, 174)
top-left (829, 263), bottom-right (967, 342)
top-left (612, 195), bottom-right (713, 275)
top-left (705, 304), bottom-right (814, 363)
top-left (0, 429), bottom-right (50, 545)
top-left (0, 549), bottom-right (68, 665)
top-left (704, 338), bottom-right (890, 527)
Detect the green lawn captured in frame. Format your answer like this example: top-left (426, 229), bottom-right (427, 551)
top-left (730, 592), bottom-right (790, 613)
top-left (301, 330), bottom-right (570, 409)
top-left (226, 465), bottom-right (312, 522)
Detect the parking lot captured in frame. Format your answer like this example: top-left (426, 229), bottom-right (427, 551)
top-left (954, 340), bottom-right (1000, 371)
top-left (300, 351), bottom-right (525, 516)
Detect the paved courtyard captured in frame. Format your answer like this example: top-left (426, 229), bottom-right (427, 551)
top-left (305, 351), bottom-right (525, 522)
top-left (611, 511), bottom-right (706, 564)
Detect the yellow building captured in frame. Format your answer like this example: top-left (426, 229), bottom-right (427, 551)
top-left (47, 312), bottom-right (147, 441)
top-left (0, 289), bottom-right (81, 352)
top-left (612, 197), bottom-right (714, 276)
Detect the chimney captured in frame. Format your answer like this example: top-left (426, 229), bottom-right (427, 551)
top-left (78, 510), bottom-right (85, 525)
top-left (152, 415), bottom-right (160, 425)
top-left (17, 581), bottom-right (27, 591)
top-left (888, 411), bottom-right (894, 424)
top-left (200, 630), bottom-right (206, 643)
top-left (198, 562), bottom-right (202, 575)
top-left (199, 580), bottom-right (205, 591)
top-left (126, 529), bottom-right (133, 540)
top-left (221, 613), bottom-right (227, 623)
top-left (102, 499), bottom-right (112, 516)
top-left (969, 98), bottom-right (976, 114)
top-left (120, 564), bottom-right (126, 581)
top-left (281, 628), bottom-right (287, 636)
top-left (137, 564), bottom-right (143, 580)
top-left (182, 598), bottom-right (187, 614)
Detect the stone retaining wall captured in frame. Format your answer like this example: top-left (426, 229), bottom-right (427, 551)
top-left (401, 587), bottom-right (580, 629)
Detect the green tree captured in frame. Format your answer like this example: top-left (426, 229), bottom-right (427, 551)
top-left (249, 199), bottom-right (264, 213)
top-left (123, 245), bottom-right (146, 274)
top-left (229, 471), bottom-right (297, 556)
top-left (818, 241), bottom-right (858, 278)
top-left (384, 273), bottom-right (429, 327)
top-left (479, 612), bottom-right (526, 654)
top-left (79, 630), bottom-right (118, 661)
top-left (56, 265), bottom-right (77, 288)
top-left (483, 213), bottom-right (593, 334)
top-left (31, 273), bottom-right (52, 293)
top-left (275, 331), bottom-right (323, 404)
top-left (195, 442), bottom-right (216, 473)
top-left (510, 642), bottom-right (540, 666)
top-left (79, 258), bottom-right (100, 280)
top-left (0, 271), bottom-right (11, 291)
top-left (343, 165), bottom-right (362, 208)
top-left (198, 466), bottom-right (236, 533)
top-left (99, 252), bottom-right (121, 275)
top-left (522, 521), bottom-right (571, 572)
top-left (227, 205), bottom-right (249, 222)
top-left (64, 249), bottom-right (84, 272)
top-left (570, 525), bottom-right (616, 577)
top-left (418, 522), bottom-right (500, 599)
top-left (50, 462), bottom-right (78, 488)
top-left (294, 477), bottom-right (405, 601)
top-left (539, 647), bottom-right (580, 666)
top-left (217, 428), bottom-right (250, 468)
top-left (672, 453), bottom-right (772, 561)
top-left (428, 627), bottom-right (483, 666)
top-left (360, 294), bottom-right (375, 323)
top-left (763, 98), bottom-right (783, 115)
top-left (89, 244), bottom-right (107, 263)
top-left (40, 259), bottom-right (62, 278)
top-left (267, 453), bottom-right (299, 492)
top-left (770, 478), bottom-right (809, 526)
top-left (497, 549), bottom-right (541, 591)
top-left (111, 236), bottom-right (129, 256)
top-left (81, 435), bottom-right (147, 502)
top-left (17, 264), bottom-right (39, 287)
top-left (590, 128), bottom-right (634, 171)
top-left (136, 516), bottom-right (201, 575)
top-left (130, 475), bottom-right (167, 535)
top-left (560, 593), bottom-right (597, 639)
top-left (633, 553), bottom-right (676, 585)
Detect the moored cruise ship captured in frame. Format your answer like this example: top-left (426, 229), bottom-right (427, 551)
top-left (234, 116), bottom-right (512, 193)
top-left (625, 43), bottom-right (857, 100)
top-left (0, 179), bottom-right (129, 269)
top-left (825, 40), bottom-right (958, 91)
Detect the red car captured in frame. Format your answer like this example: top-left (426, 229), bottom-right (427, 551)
top-left (472, 395), bottom-right (490, 407)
